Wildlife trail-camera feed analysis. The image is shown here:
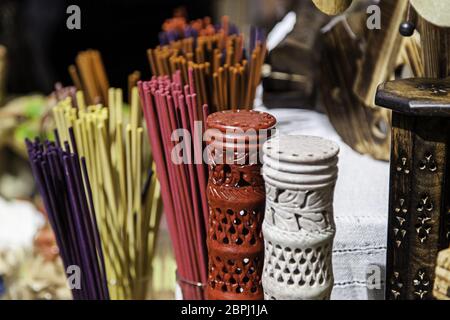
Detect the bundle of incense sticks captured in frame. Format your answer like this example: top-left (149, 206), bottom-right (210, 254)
top-left (68, 50), bottom-right (109, 105)
top-left (128, 71), bottom-right (142, 104)
top-left (148, 17), bottom-right (266, 112)
top-left (52, 87), bottom-right (162, 300)
top-left (26, 137), bottom-right (109, 300)
top-left (158, 16), bottom-right (239, 44)
top-left (138, 73), bottom-right (209, 299)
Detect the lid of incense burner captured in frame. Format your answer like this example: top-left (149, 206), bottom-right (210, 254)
top-left (206, 110), bottom-right (276, 165)
top-left (263, 135), bottom-right (339, 164)
top-left (263, 135), bottom-right (339, 190)
top-left (207, 110), bottom-right (276, 132)
top-left (410, 0), bottom-right (450, 28)
top-left (375, 77), bottom-right (450, 117)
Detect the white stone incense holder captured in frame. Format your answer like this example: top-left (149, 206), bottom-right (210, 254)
top-left (261, 135), bottom-right (339, 300)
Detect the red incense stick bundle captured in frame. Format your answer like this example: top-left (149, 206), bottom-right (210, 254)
top-left (138, 72), bottom-right (209, 299)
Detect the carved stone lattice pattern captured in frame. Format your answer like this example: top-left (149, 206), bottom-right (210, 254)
top-left (263, 241), bottom-right (332, 299)
top-left (208, 254), bottom-right (262, 295)
top-left (208, 204), bottom-right (263, 251)
top-left (261, 135), bottom-right (339, 300)
top-left (206, 165), bottom-right (266, 300)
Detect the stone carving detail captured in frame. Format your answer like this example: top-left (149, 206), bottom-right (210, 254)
top-left (209, 164), bottom-right (264, 187)
top-left (265, 185), bottom-right (333, 233)
top-left (262, 135), bottom-right (339, 300)
top-left (208, 205), bottom-right (263, 249)
top-left (263, 241), bottom-right (332, 298)
top-left (208, 253), bottom-right (261, 295)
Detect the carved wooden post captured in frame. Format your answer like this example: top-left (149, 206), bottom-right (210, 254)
top-left (375, 77), bottom-right (450, 300)
top-left (261, 135), bottom-right (339, 300)
top-left (205, 110), bottom-right (276, 300)
top-left (376, 0), bottom-right (450, 300)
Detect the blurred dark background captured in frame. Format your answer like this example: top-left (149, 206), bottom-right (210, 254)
top-left (0, 0), bottom-right (212, 95)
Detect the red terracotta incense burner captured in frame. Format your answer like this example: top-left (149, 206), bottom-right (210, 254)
top-left (205, 110), bottom-right (276, 300)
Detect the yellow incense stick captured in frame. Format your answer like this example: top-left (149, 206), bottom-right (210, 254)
top-left (52, 86), bottom-right (162, 299)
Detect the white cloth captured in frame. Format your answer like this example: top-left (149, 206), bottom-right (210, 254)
top-left (257, 107), bottom-right (389, 300)
top-left (0, 197), bottom-right (44, 251)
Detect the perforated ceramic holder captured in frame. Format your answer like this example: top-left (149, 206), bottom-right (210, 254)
top-left (205, 110), bottom-right (276, 300)
top-left (262, 135), bottom-right (339, 300)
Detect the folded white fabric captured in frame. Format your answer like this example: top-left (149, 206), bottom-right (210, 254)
top-left (257, 107), bottom-right (389, 300)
